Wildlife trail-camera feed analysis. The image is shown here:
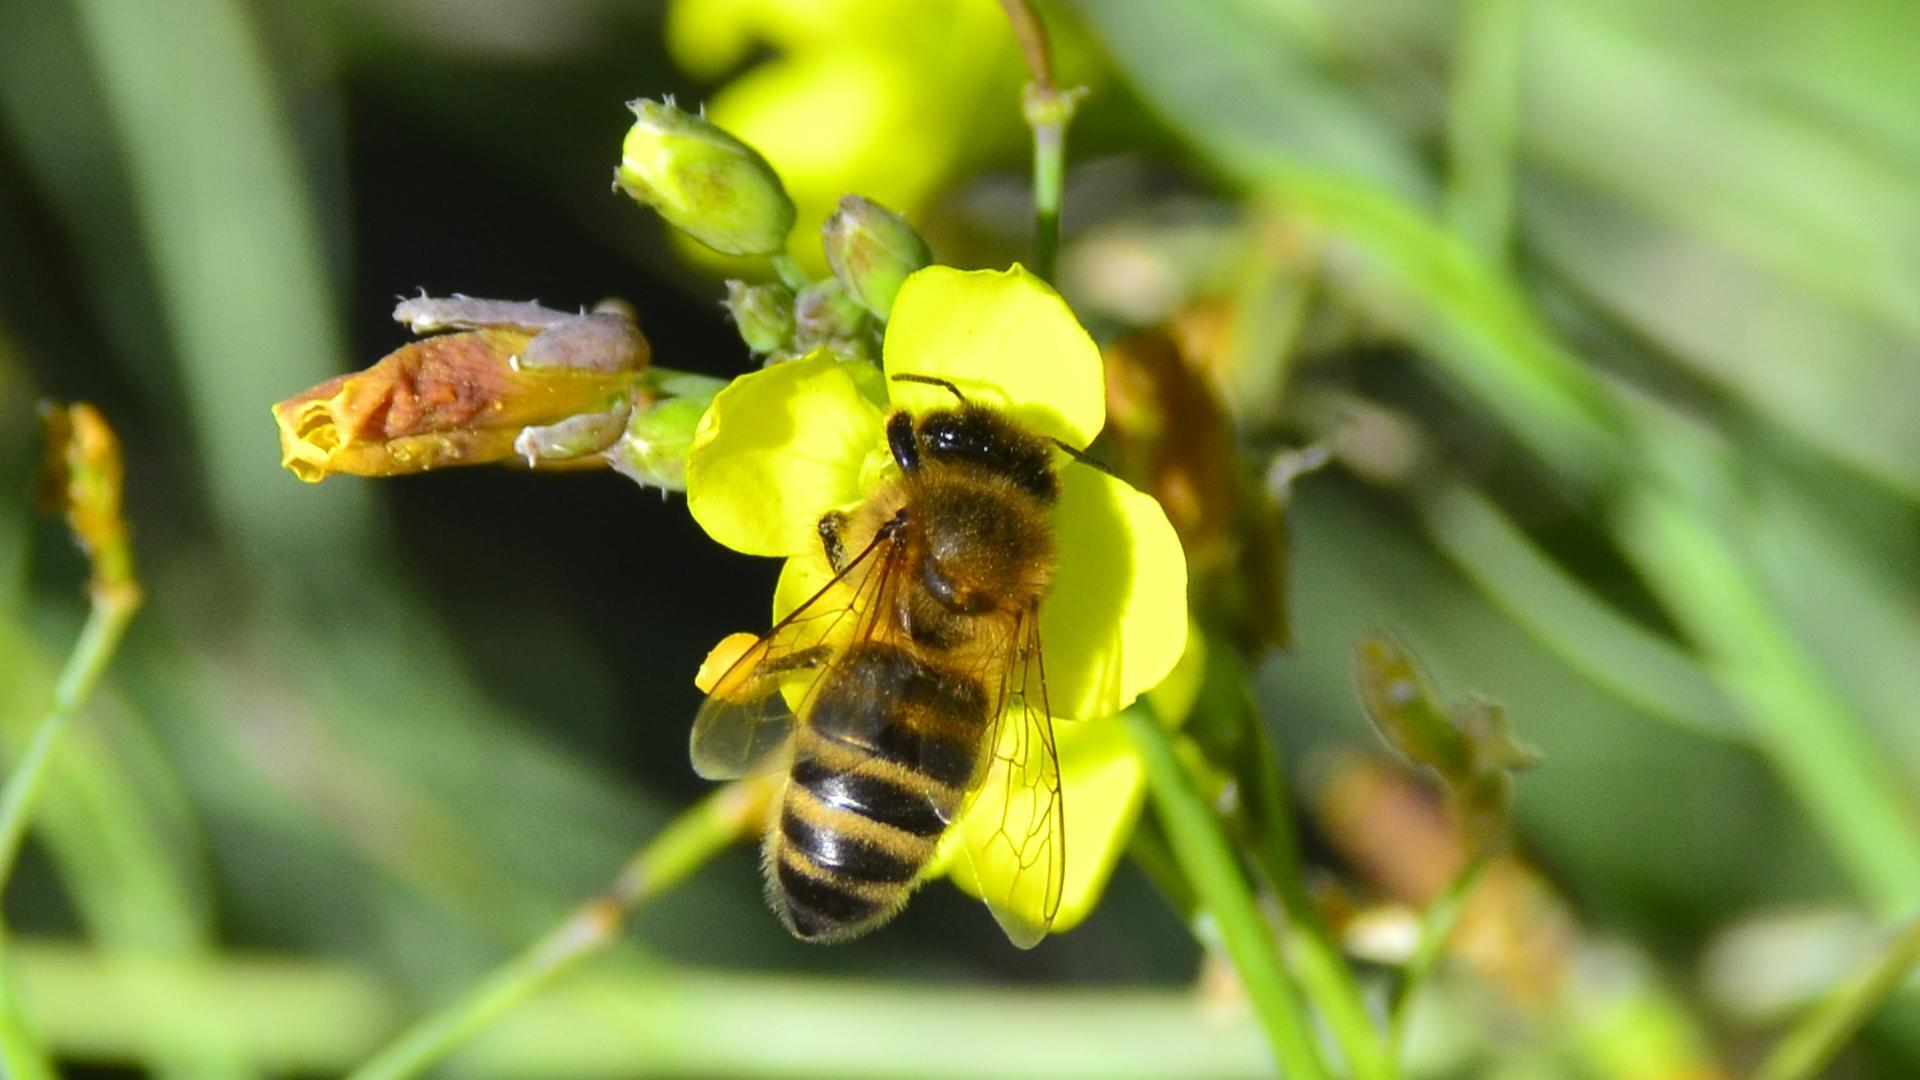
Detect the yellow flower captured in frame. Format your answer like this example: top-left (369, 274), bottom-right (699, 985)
top-left (686, 265), bottom-right (1189, 938)
top-left (663, 0), bottom-right (1025, 274)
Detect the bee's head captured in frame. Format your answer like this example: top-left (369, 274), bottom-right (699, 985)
top-left (886, 405), bottom-right (1058, 502)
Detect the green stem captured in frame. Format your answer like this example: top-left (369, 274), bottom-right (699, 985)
top-left (0, 592), bottom-right (141, 891)
top-left (1623, 480), bottom-right (1920, 917)
top-left (1124, 709), bottom-right (1332, 1080)
top-left (10, 938), bottom-right (1275, 1078)
top-left (769, 253), bottom-right (810, 292)
top-left (347, 778), bottom-right (773, 1080)
top-left (1028, 104), bottom-right (1068, 283)
top-left (1238, 711), bottom-right (1395, 1080)
top-left (0, 931), bottom-right (56, 1080)
top-left (1442, 0), bottom-right (1524, 258)
top-left (0, 586), bottom-right (140, 1078)
top-left (1754, 914), bottom-right (1920, 1080)
top-left (1418, 482), bottom-right (1740, 743)
top-left (1388, 857), bottom-right (1488, 1055)
top-left (998, 0), bottom-right (1081, 283)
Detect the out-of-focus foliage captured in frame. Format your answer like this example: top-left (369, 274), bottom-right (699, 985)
top-left (1, 0), bottom-right (1917, 1075)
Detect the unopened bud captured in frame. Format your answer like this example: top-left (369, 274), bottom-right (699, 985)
top-left (616, 99), bottom-right (795, 256)
top-left (821, 196), bottom-right (930, 319)
top-left (792, 279), bottom-right (867, 350)
top-left (725, 280), bottom-right (796, 355)
top-left (606, 376), bottom-right (723, 491)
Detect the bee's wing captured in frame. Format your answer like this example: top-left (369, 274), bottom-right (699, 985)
top-left (690, 521), bottom-right (908, 780)
top-left (955, 609), bottom-right (1065, 949)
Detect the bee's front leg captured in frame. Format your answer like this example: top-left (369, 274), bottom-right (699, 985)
top-left (817, 511), bottom-right (849, 572)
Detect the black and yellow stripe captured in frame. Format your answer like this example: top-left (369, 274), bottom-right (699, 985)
top-left (766, 643), bottom-right (990, 941)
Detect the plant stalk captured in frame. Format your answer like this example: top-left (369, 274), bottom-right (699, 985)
top-left (1124, 709), bottom-right (1332, 1080)
top-left (348, 777), bottom-right (775, 1080)
top-left (1754, 914), bottom-right (1920, 1080)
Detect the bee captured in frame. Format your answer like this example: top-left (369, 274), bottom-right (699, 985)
top-left (691, 374), bottom-right (1085, 946)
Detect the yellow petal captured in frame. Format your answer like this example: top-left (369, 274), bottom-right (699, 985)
top-left (1041, 465), bottom-right (1190, 719)
top-left (944, 714), bottom-right (1146, 940)
top-left (685, 354), bottom-right (886, 557)
top-left (884, 266), bottom-right (1106, 448)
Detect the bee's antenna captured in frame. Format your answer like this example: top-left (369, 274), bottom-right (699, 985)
top-left (890, 373), bottom-right (968, 403)
top-left (1050, 438), bottom-right (1119, 479)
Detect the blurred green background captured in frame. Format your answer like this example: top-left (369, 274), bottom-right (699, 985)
top-left (1, 0), bottom-right (1917, 1076)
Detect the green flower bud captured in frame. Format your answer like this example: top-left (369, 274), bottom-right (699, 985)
top-left (821, 196), bottom-right (931, 319)
top-left (616, 99), bottom-right (795, 256)
top-left (725, 280), bottom-right (796, 355)
top-left (605, 375), bottom-right (723, 492)
top-left (792, 279), bottom-right (868, 349)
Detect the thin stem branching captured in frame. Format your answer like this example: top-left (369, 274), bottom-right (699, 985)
top-left (348, 778), bottom-right (775, 1080)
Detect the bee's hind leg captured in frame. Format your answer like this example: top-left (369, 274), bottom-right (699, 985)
top-left (817, 510), bottom-right (850, 572)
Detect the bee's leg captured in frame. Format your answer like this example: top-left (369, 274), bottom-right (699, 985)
top-left (817, 510), bottom-right (850, 572)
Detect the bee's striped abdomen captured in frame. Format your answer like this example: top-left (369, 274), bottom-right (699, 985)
top-left (768, 642), bottom-right (989, 941)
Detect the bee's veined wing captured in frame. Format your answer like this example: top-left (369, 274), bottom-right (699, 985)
top-left (956, 609), bottom-right (1065, 949)
top-left (689, 637), bottom-right (817, 780)
top-left (690, 517), bottom-right (909, 781)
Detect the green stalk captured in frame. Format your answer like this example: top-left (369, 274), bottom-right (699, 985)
top-left (998, 0), bottom-right (1083, 282)
top-left (768, 252), bottom-right (811, 292)
top-left (1419, 482), bottom-right (1739, 742)
top-left (10, 938), bottom-right (1274, 1078)
top-left (1234, 694), bottom-right (1395, 1079)
top-left (1387, 857), bottom-right (1488, 1054)
top-left (1622, 483), bottom-right (1920, 916)
top-left (0, 931), bottom-right (56, 1080)
top-left (0, 588), bottom-right (141, 1076)
top-left (1124, 709), bottom-right (1332, 1080)
top-left (0, 593), bottom-right (139, 891)
top-left (348, 778), bottom-right (773, 1080)
top-left (1754, 915), bottom-right (1920, 1080)
top-left (1443, 0), bottom-right (1524, 257)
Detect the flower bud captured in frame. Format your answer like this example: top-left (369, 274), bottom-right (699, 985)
top-left (821, 196), bottom-right (930, 319)
top-left (792, 279), bottom-right (868, 349)
top-left (615, 99), bottom-right (795, 256)
top-left (607, 395), bottom-right (712, 492)
top-left (725, 280), bottom-right (796, 355)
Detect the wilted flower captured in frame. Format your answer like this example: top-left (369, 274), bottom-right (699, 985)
top-left (685, 264), bottom-right (1189, 936)
top-left (38, 402), bottom-right (138, 604)
top-left (273, 297), bottom-right (648, 482)
top-left (616, 99), bottom-right (796, 256)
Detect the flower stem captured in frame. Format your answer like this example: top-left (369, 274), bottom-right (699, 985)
top-left (0, 580), bottom-right (141, 1078)
top-left (1387, 856), bottom-right (1488, 1055)
top-left (0, 930), bottom-right (56, 1080)
top-left (1123, 709), bottom-right (1332, 1080)
top-left (769, 252), bottom-right (811, 292)
top-left (1237, 708), bottom-right (1396, 1080)
top-left (0, 587), bottom-right (142, 892)
top-left (1753, 913), bottom-right (1920, 1080)
top-left (347, 777), bottom-right (775, 1080)
top-left (998, 0), bottom-right (1083, 283)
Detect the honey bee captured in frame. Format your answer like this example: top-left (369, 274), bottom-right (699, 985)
top-left (691, 374), bottom-right (1082, 946)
